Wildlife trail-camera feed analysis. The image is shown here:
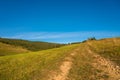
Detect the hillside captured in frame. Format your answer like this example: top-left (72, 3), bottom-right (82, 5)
top-left (0, 42), bottom-right (30, 56)
top-left (0, 37), bottom-right (120, 80)
top-left (0, 38), bottom-right (64, 51)
top-left (68, 37), bottom-right (120, 80)
top-left (0, 44), bottom-right (79, 80)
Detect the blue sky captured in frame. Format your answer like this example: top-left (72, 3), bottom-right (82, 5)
top-left (0, 0), bottom-right (120, 43)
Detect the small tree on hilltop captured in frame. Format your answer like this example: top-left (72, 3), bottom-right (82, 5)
top-left (88, 37), bottom-right (96, 41)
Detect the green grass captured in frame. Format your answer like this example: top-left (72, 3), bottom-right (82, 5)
top-left (0, 44), bottom-right (79, 80)
top-left (68, 43), bottom-right (100, 80)
top-left (68, 38), bottom-right (120, 80)
top-left (0, 42), bottom-right (30, 56)
top-left (88, 38), bottom-right (120, 66)
top-left (0, 38), bottom-right (64, 51)
top-left (0, 37), bottom-right (120, 80)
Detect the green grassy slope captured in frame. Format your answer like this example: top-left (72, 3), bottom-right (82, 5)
top-left (0, 42), bottom-right (30, 56)
top-left (0, 44), bottom-right (79, 80)
top-left (68, 43), bottom-right (98, 80)
top-left (0, 38), bottom-right (64, 51)
top-left (0, 37), bottom-right (120, 80)
top-left (88, 38), bottom-right (120, 66)
top-left (68, 38), bottom-right (120, 80)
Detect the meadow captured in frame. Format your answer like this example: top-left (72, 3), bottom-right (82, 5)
top-left (0, 37), bottom-right (120, 80)
top-left (0, 44), bottom-right (79, 80)
top-left (68, 38), bottom-right (120, 80)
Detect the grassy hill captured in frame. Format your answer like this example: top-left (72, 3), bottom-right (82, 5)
top-left (68, 37), bottom-right (120, 80)
top-left (0, 37), bottom-right (120, 80)
top-left (0, 42), bottom-right (30, 56)
top-left (0, 44), bottom-right (79, 80)
top-left (0, 38), bottom-right (64, 52)
top-left (88, 38), bottom-right (120, 66)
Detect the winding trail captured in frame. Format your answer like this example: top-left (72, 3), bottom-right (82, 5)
top-left (49, 48), bottom-right (79, 80)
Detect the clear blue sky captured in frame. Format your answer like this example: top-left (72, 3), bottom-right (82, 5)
top-left (0, 0), bottom-right (120, 43)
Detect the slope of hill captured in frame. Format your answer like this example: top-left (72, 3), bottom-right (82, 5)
top-left (0, 38), bottom-right (64, 51)
top-left (88, 38), bottom-right (120, 66)
top-left (0, 44), bottom-right (79, 80)
top-left (68, 38), bottom-right (120, 80)
top-left (0, 37), bottom-right (120, 80)
top-left (0, 42), bottom-right (30, 56)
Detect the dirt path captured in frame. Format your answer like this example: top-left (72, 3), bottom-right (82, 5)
top-left (49, 42), bottom-right (120, 80)
top-left (49, 48), bottom-right (79, 80)
top-left (113, 38), bottom-right (117, 45)
top-left (87, 43), bottom-right (120, 80)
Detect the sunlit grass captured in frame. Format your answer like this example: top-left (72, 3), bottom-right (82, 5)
top-left (68, 43), bottom-right (99, 80)
top-left (0, 44), bottom-right (79, 80)
top-left (68, 38), bottom-right (120, 80)
top-left (0, 38), bottom-right (120, 80)
top-left (88, 38), bottom-right (120, 66)
top-left (0, 42), bottom-right (29, 56)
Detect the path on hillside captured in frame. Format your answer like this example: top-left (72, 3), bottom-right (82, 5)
top-left (49, 48), bottom-right (79, 80)
top-left (87, 42), bottom-right (120, 80)
top-left (49, 42), bottom-right (120, 80)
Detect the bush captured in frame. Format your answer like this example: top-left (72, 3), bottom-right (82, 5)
top-left (88, 37), bottom-right (96, 41)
